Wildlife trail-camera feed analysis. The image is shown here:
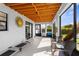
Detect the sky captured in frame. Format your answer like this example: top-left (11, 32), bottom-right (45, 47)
top-left (77, 4), bottom-right (79, 23)
top-left (61, 4), bottom-right (79, 26)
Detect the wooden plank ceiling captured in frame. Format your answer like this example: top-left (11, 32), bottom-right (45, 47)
top-left (5, 3), bottom-right (61, 22)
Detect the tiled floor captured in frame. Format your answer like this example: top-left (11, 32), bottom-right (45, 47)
top-left (14, 37), bottom-right (52, 56)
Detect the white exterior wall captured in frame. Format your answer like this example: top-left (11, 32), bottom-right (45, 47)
top-left (0, 4), bottom-right (35, 52)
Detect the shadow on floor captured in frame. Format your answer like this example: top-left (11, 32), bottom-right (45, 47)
top-left (14, 37), bottom-right (51, 56)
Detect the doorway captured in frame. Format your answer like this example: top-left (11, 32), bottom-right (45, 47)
top-left (35, 24), bottom-right (41, 36)
top-left (46, 24), bottom-right (52, 37)
top-left (25, 21), bottom-right (33, 39)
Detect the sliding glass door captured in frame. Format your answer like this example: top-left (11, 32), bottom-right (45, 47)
top-left (25, 21), bottom-right (33, 39)
top-left (35, 24), bottom-right (41, 36)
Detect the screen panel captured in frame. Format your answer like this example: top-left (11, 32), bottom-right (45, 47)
top-left (76, 4), bottom-right (79, 51)
top-left (60, 5), bottom-right (74, 41)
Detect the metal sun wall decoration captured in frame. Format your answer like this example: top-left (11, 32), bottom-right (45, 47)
top-left (16, 16), bottom-right (23, 27)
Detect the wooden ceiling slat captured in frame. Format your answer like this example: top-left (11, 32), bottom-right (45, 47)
top-left (34, 3), bottom-right (60, 7)
top-left (17, 8), bottom-right (59, 12)
top-left (36, 5), bottom-right (60, 9)
top-left (5, 3), bottom-right (61, 22)
top-left (35, 19), bottom-right (52, 22)
top-left (24, 15), bottom-right (53, 18)
top-left (23, 13), bottom-right (56, 17)
top-left (39, 11), bottom-right (56, 14)
top-left (5, 3), bottom-right (22, 6)
top-left (14, 7), bottom-right (35, 11)
top-left (37, 7), bottom-right (60, 11)
top-left (18, 12), bottom-right (56, 15)
top-left (26, 15), bottom-right (53, 19)
top-left (18, 11), bottom-right (37, 15)
top-left (6, 3), bottom-right (32, 7)
top-left (9, 5), bottom-right (34, 10)
top-left (17, 8), bottom-right (58, 12)
top-left (27, 16), bottom-right (53, 22)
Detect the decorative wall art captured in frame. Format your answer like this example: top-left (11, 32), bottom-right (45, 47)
top-left (16, 16), bottom-right (23, 27)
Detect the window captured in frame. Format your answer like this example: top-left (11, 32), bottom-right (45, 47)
top-left (41, 24), bottom-right (46, 33)
top-left (60, 4), bottom-right (74, 41)
top-left (0, 12), bottom-right (7, 31)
